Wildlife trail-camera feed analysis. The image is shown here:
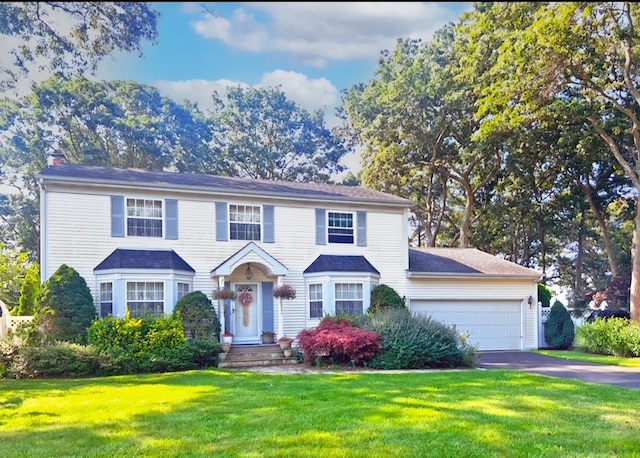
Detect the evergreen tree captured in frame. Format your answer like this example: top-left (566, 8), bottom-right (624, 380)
top-left (37, 264), bottom-right (96, 344)
top-left (544, 300), bottom-right (575, 349)
top-left (15, 262), bottom-right (40, 315)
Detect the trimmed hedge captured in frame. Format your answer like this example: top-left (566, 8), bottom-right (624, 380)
top-left (544, 301), bottom-right (575, 349)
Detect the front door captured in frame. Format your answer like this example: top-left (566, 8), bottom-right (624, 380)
top-left (233, 283), bottom-right (260, 343)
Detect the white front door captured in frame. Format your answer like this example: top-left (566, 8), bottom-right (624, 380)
top-left (233, 283), bottom-right (260, 343)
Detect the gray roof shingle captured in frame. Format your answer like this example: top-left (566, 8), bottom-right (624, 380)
top-left (39, 164), bottom-right (412, 206)
top-left (94, 249), bottom-right (195, 273)
top-left (409, 248), bottom-right (541, 278)
top-left (304, 255), bottom-right (380, 275)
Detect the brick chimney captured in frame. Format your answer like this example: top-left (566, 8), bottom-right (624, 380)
top-left (47, 152), bottom-right (66, 167)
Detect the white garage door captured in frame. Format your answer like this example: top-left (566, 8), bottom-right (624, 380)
top-left (411, 299), bottom-right (522, 351)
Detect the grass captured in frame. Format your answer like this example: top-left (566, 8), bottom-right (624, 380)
top-left (2, 368), bottom-right (640, 457)
top-left (534, 349), bottom-right (640, 368)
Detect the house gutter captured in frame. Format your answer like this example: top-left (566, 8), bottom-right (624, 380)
top-left (406, 271), bottom-right (543, 281)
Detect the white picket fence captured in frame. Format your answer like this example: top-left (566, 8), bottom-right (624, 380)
top-left (0, 300), bottom-right (34, 339)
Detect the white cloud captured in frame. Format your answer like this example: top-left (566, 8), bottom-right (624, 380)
top-left (154, 70), bottom-right (339, 117)
top-left (191, 2), bottom-right (469, 67)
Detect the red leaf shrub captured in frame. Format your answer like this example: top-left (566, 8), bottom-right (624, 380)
top-left (297, 318), bottom-right (381, 366)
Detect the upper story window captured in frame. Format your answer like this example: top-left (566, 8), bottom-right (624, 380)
top-left (335, 283), bottom-right (363, 315)
top-left (127, 281), bottom-right (164, 318)
top-left (230, 204), bottom-right (261, 241)
top-left (127, 199), bottom-right (162, 237)
top-left (309, 284), bottom-right (323, 319)
top-left (328, 212), bottom-right (354, 244)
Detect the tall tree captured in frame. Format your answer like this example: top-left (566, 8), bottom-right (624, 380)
top-left (456, 2), bottom-right (640, 319)
top-left (213, 86), bottom-right (348, 183)
top-left (342, 29), bottom-right (503, 248)
top-left (0, 2), bottom-right (159, 92)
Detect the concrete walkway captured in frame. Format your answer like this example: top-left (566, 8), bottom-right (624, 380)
top-left (476, 351), bottom-right (640, 390)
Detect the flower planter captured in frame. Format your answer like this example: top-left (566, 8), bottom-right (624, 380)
top-left (222, 335), bottom-right (233, 344)
top-left (283, 349), bottom-right (294, 358)
top-left (219, 352), bottom-right (228, 361)
top-left (278, 340), bottom-right (292, 350)
top-left (221, 343), bottom-right (231, 353)
top-left (261, 333), bottom-right (275, 344)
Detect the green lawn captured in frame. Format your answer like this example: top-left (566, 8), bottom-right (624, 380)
top-left (534, 349), bottom-right (640, 368)
top-left (2, 368), bottom-right (639, 457)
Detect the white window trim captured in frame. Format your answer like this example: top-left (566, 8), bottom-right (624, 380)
top-left (99, 282), bottom-right (113, 318)
top-left (229, 203), bottom-right (263, 241)
top-left (126, 197), bottom-right (164, 238)
top-left (327, 210), bottom-right (355, 245)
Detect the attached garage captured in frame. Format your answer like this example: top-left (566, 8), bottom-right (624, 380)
top-left (411, 299), bottom-right (523, 351)
top-left (405, 248), bottom-right (543, 351)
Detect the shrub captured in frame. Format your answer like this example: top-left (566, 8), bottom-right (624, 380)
top-left (15, 263), bottom-right (40, 316)
top-left (173, 291), bottom-right (221, 340)
top-left (297, 317), bottom-right (381, 366)
top-left (358, 308), bottom-right (477, 369)
top-left (538, 284), bottom-right (552, 308)
top-left (88, 315), bottom-right (203, 374)
top-left (188, 336), bottom-right (221, 368)
top-left (576, 318), bottom-right (640, 357)
top-left (544, 300), bottom-right (575, 349)
top-left (36, 264), bottom-right (96, 344)
top-left (7, 342), bottom-right (107, 379)
top-left (370, 284), bottom-right (405, 312)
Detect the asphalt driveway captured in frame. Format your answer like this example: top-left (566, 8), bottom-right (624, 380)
top-left (476, 351), bottom-right (640, 390)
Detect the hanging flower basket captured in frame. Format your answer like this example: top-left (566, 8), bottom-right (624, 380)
top-left (273, 284), bottom-right (297, 300)
top-left (213, 287), bottom-right (237, 301)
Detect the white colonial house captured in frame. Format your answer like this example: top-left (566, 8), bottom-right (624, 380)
top-left (38, 163), bottom-right (542, 351)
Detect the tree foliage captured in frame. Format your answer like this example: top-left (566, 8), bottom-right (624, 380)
top-left (15, 262), bottom-right (40, 316)
top-left (455, 2), bottom-right (640, 319)
top-left (0, 2), bottom-right (159, 92)
top-left (214, 86), bottom-right (348, 183)
top-left (341, 29), bottom-right (504, 248)
top-left (0, 243), bottom-right (31, 311)
top-left (369, 284), bottom-right (405, 312)
top-left (37, 264), bottom-right (96, 344)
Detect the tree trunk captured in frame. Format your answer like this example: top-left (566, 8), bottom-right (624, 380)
top-left (631, 202), bottom-right (640, 321)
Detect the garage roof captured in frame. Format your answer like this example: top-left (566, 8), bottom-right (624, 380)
top-left (408, 248), bottom-right (542, 279)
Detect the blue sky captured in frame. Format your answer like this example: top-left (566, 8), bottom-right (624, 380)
top-left (96, 2), bottom-right (472, 118)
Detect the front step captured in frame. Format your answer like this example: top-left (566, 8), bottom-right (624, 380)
top-left (218, 344), bottom-right (298, 369)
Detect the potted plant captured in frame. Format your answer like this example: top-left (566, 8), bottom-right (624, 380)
top-left (261, 331), bottom-right (276, 344)
top-left (222, 331), bottom-right (234, 344)
top-left (273, 284), bottom-right (297, 300)
top-left (278, 336), bottom-right (294, 350)
top-left (213, 287), bottom-right (237, 301)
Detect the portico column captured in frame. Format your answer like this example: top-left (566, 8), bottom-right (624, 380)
top-left (218, 276), bottom-right (226, 337)
top-left (277, 275), bottom-right (284, 339)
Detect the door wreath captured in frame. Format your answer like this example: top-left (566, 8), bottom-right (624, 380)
top-left (238, 291), bottom-right (253, 327)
